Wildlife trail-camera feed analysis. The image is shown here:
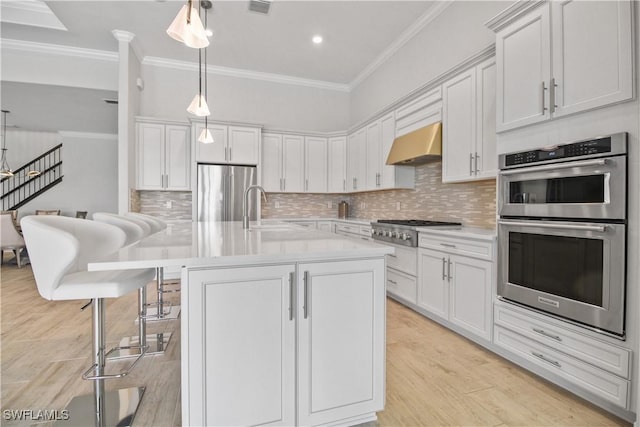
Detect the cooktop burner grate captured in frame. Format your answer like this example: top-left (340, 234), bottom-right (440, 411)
top-left (377, 219), bottom-right (462, 227)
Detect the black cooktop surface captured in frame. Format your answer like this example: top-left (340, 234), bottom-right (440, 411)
top-left (376, 219), bottom-right (462, 227)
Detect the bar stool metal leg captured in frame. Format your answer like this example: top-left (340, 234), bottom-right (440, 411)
top-left (142, 267), bottom-right (180, 321)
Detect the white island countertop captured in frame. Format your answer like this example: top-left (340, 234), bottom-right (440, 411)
top-left (88, 220), bottom-right (394, 272)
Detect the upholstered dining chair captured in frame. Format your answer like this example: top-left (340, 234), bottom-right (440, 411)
top-left (35, 209), bottom-right (61, 215)
top-left (0, 211), bottom-right (26, 267)
top-left (21, 215), bottom-right (154, 425)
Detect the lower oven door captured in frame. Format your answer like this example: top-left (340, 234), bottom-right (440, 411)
top-left (498, 219), bottom-right (626, 336)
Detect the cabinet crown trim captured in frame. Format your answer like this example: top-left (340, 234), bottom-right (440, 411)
top-left (136, 116), bottom-right (190, 126)
top-left (485, 0), bottom-right (546, 32)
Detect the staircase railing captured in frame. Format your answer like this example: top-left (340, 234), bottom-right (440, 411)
top-left (1, 144), bottom-right (64, 211)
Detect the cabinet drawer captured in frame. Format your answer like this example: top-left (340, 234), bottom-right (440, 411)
top-left (359, 226), bottom-right (372, 238)
top-left (288, 220), bottom-right (316, 229)
top-left (494, 304), bottom-right (631, 379)
top-left (386, 244), bottom-right (417, 276)
top-left (494, 326), bottom-right (629, 408)
top-left (335, 224), bottom-right (359, 235)
top-left (387, 268), bottom-right (417, 305)
top-left (418, 233), bottom-right (493, 261)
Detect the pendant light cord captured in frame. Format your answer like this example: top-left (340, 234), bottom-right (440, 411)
top-left (204, 5), bottom-right (209, 129)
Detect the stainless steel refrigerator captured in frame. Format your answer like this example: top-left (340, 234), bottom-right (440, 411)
top-left (197, 164), bottom-right (258, 222)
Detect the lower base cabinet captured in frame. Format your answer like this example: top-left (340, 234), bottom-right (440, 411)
top-left (183, 259), bottom-right (385, 426)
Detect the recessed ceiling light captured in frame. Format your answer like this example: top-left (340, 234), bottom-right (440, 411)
top-left (312, 35), bottom-right (323, 44)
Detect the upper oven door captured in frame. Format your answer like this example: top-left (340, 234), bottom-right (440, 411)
top-left (499, 156), bottom-right (626, 220)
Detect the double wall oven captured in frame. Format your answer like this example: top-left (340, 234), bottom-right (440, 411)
top-left (498, 133), bottom-right (627, 337)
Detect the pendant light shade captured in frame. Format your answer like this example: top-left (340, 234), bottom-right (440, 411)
top-left (167, 1), bottom-right (210, 49)
top-left (198, 128), bottom-right (214, 144)
top-left (187, 94), bottom-right (210, 116)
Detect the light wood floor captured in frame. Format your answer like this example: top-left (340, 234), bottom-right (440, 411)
top-left (1, 260), bottom-right (631, 426)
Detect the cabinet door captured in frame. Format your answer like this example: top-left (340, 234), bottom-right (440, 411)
top-left (442, 68), bottom-right (476, 183)
top-left (137, 122), bottom-right (165, 190)
top-left (228, 126), bottom-right (260, 165)
top-left (551, 0), bottom-right (632, 118)
top-left (327, 137), bottom-right (347, 193)
top-left (417, 248), bottom-right (448, 319)
top-left (297, 259), bottom-right (385, 426)
top-left (165, 125), bottom-right (190, 190)
top-left (380, 112), bottom-right (397, 189)
top-left (449, 255), bottom-right (492, 342)
top-left (496, 3), bottom-right (551, 132)
top-left (365, 121), bottom-right (381, 190)
top-left (195, 123), bottom-right (227, 164)
top-left (305, 137), bottom-right (328, 193)
top-left (476, 58), bottom-right (498, 179)
top-left (347, 128), bottom-right (367, 191)
top-left (262, 133), bottom-right (283, 192)
top-left (282, 135), bottom-right (304, 193)
top-left (184, 265), bottom-right (296, 427)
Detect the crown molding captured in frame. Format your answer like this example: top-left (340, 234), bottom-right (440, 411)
top-left (485, 0), bottom-right (546, 32)
top-left (112, 30), bottom-right (144, 62)
top-left (143, 56), bottom-right (351, 92)
top-left (0, 0), bottom-right (67, 31)
top-left (58, 131), bottom-right (118, 141)
top-left (348, 0), bottom-right (454, 90)
top-left (0, 38), bottom-right (118, 62)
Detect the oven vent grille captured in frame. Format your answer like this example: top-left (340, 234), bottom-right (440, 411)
top-left (248, 0), bottom-right (271, 15)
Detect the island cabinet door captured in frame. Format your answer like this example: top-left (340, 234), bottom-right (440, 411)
top-left (183, 265), bottom-right (296, 427)
top-left (297, 258), bottom-right (386, 426)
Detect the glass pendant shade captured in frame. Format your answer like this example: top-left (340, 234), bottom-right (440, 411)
top-left (0, 150), bottom-right (13, 177)
top-left (187, 94), bottom-right (210, 116)
top-left (198, 128), bottom-right (214, 144)
top-left (167, 4), bottom-right (210, 49)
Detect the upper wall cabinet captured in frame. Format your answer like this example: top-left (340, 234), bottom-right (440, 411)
top-left (137, 120), bottom-right (190, 191)
top-left (304, 136), bottom-right (328, 193)
top-left (395, 87), bottom-right (442, 138)
top-left (328, 136), bottom-right (347, 193)
top-left (347, 128), bottom-right (367, 191)
top-left (490, 0), bottom-right (633, 132)
top-left (194, 123), bottom-right (261, 165)
top-left (442, 58), bottom-right (497, 183)
top-left (261, 133), bottom-right (304, 193)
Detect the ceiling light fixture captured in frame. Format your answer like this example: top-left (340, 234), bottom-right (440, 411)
top-left (199, 2), bottom-right (214, 144)
top-left (312, 35), bottom-right (323, 44)
top-left (187, 1), bottom-right (212, 117)
top-left (167, 0), bottom-right (210, 49)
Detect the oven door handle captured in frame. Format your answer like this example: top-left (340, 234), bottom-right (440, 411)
top-left (498, 220), bottom-right (607, 233)
top-left (500, 158), bottom-right (607, 175)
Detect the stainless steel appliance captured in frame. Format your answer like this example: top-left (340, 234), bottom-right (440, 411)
top-left (497, 133), bottom-right (627, 337)
top-left (197, 164), bottom-right (258, 222)
top-left (371, 219), bottom-right (462, 247)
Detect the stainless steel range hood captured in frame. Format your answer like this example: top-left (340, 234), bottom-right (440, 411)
top-left (386, 122), bottom-right (442, 166)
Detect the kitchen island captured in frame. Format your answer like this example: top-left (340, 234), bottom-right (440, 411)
top-left (88, 221), bottom-right (393, 427)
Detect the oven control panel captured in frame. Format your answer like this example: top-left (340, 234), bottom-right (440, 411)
top-left (500, 133), bottom-right (627, 169)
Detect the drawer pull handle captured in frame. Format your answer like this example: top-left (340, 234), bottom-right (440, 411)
top-left (388, 253), bottom-right (397, 258)
top-left (531, 351), bottom-right (561, 368)
top-left (533, 328), bottom-right (562, 342)
top-left (387, 279), bottom-right (397, 285)
top-left (440, 243), bottom-right (456, 248)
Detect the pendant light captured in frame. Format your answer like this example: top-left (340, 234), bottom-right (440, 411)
top-left (167, 0), bottom-right (210, 49)
top-left (188, 1), bottom-right (211, 118)
top-left (198, 2), bottom-right (214, 144)
top-left (0, 110), bottom-right (13, 177)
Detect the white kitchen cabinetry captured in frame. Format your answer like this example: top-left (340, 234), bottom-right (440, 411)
top-left (316, 220), bottom-right (333, 233)
top-left (261, 133), bottom-right (304, 193)
top-left (386, 243), bottom-right (418, 306)
top-left (417, 232), bottom-right (494, 342)
top-left (334, 223), bottom-right (371, 242)
top-left (304, 137), bottom-right (328, 193)
top-left (395, 87), bottom-right (442, 137)
top-left (365, 121), bottom-right (381, 189)
top-left (347, 129), bottom-right (367, 191)
top-left (184, 259), bottom-right (385, 426)
top-left (194, 122), bottom-right (260, 165)
top-left (490, 1), bottom-right (632, 132)
top-left (442, 58), bottom-right (497, 182)
top-left (136, 121), bottom-right (190, 191)
top-left (328, 137), bottom-right (347, 193)
top-left (494, 301), bottom-right (632, 409)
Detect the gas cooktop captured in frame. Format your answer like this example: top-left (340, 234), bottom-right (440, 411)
top-left (370, 219), bottom-right (462, 247)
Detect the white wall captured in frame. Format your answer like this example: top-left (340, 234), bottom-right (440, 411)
top-left (140, 64), bottom-right (350, 132)
top-left (16, 132), bottom-right (118, 218)
top-left (349, 1), bottom-right (509, 126)
top-left (3, 130), bottom-right (60, 169)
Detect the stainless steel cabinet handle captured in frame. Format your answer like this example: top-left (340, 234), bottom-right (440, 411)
top-left (447, 258), bottom-right (452, 282)
top-left (469, 153), bottom-right (473, 175)
top-left (440, 243), bottom-right (456, 248)
top-left (280, 178), bottom-right (283, 192)
top-left (533, 328), bottom-right (562, 342)
top-left (376, 173), bottom-right (380, 187)
top-left (387, 279), bottom-right (397, 285)
top-left (442, 257), bottom-right (447, 281)
top-left (225, 146), bottom-right (228, 161)
top-left (475, 153), bottom-right (479, 174)
top-left (283, 178), bottom-right (286, 191)
top-left (531, 351), bottom-right (561, 368)
top-left (498, 220), bottom-right (607, 233)
top-left (289, 272), bottom-right (295, 321)
top-left (303, 271), bottom-right (309, 319)
top-left (541, 81), bottom-right (548, 114)
top-left (500, 158), bottom-right (607, 175)
top-left (550, 78), bottom-right (557, 114)
top-left (229, 147), bottom-right (232, 161)
top-left (305, 179), bottom-right (308, 191)
top-left (388, 253), bottom-right (397, 258)
top-left (343, 179), bottom-right (346, 191)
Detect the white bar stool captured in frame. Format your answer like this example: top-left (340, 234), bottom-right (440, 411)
top-left (125, 212), bottom-right (181, 321)
top-left (21, 215), bottom-right (155, 427)
top-left (93, 213), bottom-right (172, 356)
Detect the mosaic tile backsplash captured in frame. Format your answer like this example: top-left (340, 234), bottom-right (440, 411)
top-left (136, 190), bottom-right (192, 221)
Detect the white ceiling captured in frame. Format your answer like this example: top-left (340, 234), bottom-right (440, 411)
top-left (1, 0), bottom-right (438, 85)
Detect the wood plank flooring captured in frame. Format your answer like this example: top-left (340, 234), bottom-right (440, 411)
top-left (1, 260), bottom-right (631, 426)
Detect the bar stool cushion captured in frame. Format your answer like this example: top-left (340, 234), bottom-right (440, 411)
top-left (93, 213), bottom-right (145, 246)
top-left (125, 212), bottom-right (167, 234)
top-left (55, 269), bottom-right (155, 300)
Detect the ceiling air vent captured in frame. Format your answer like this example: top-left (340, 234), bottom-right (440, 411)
top-left (248, 0), bottom-right (271, 15)
top-left (103, 98), bottom-right (119, 105)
